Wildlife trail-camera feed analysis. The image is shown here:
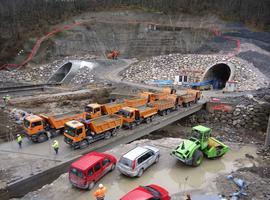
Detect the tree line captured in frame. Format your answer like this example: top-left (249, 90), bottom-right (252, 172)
top-left (0, 0), bottom-right (269, 65)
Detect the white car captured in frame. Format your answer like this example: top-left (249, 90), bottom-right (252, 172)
top-left (117, 145), bottom-right (160, 177)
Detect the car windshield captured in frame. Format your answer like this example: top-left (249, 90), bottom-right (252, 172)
top-left (65, 125), bottom-right (76, 137)
top-left (119, 157), bottom-right (132, 168)
top-left (23, 119), bottom-right (30, 128)
top-left (118, 109), bottom-right (131, 118)
top-left (143, 186), bottom-right (161, 198)
top-left (85, 106), bottom-right (93, 113)
top-left (70, 167), bottom-right (84, 178)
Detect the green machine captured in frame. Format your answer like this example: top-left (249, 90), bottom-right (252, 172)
top-left (171, 125), bottom-right (229, 167)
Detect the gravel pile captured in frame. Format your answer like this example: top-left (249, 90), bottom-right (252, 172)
top-left (69, 66), bottom-right (95, 85)
top-left (121, 54), bottom-right (269, 91)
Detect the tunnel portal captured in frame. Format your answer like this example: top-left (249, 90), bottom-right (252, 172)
top-left (202, 63), bottom-right (233, 89)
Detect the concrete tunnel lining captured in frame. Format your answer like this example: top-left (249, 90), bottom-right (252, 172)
top-left (47, 62), bottom-right (72, 83)
top-left (202, 62), bottom-right (235, 89)
top-left (47, 60), bottom-right (94, 84)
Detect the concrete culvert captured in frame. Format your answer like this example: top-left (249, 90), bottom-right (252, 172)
top-left (202, 63), bottom-right (234, 89)
top-left (47, 61), bottom-right (83, 84)
top-left (47, 62), bottom-right (72, 83)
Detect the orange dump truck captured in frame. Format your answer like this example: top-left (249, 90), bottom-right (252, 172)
top-left (124, 98), bottom-right (148, 107)
top-left (139, 87), bottom-right (176, 102)
top-left (180, 89), bottom-right (201, 107)
top-left (148, 97), bottom-right (177, 116)
top-left (23, 112), bottom-right (86, 143)
top-left (118, 106), bottom-right (157, 129)
top-left (64, 115), bottom-right (122, 149)
top-left (85, 102), bottom-right (125, 119)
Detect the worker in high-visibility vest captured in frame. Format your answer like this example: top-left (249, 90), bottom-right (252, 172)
top-left (17, 134), bottom-right (22, 148)
top-left (52, 140), bottom-right (59, 154)
top-left (3, 94), bottom-right (11, 107)
top-left (94, 184), bottom-right (106, 200)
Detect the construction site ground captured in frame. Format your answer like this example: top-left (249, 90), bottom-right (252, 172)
top-left (0, 102), bottom-right (204, 185)
top-left (11, 138), bottom-right (270, 200)
top-left (0, 7), bottom-right (269, 200)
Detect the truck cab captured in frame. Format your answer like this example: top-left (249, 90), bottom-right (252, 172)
top-left (23, 115), bottom-right (46, 142)
top-left (64, 120), bottom-right (88, 148)
top-left (85, 103), bottom-right (102, 119)
top-left (118, 107), bottom-right (140, 127)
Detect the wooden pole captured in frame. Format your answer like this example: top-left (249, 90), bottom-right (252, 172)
top-left (265, 114), bottom-right (270, 147)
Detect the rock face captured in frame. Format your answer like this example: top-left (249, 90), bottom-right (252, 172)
top-left (121, 54), bottom-right (269, 91)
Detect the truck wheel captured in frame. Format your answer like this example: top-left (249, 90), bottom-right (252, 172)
top-left (88, 181), bottom-right (95, 190)
top-left (129, 123), bottom-right (136, 130)
top-left (162, 110), bottom-right (166, 116)
top-left (37, 133), bottom-right (48, 143)
top-left (105, 131), bottom-right (111, 139)
top-left (192, 150), bottom-right (203, 167)
top-left (166, 109), bottom-right (171, 115)
top-left (175, 105), bottom-right (180, 110)
top-left (150, 115), bottom-right (155, 122)
top-left (111, 129), bottom-right (117, 137)
top-left (183, 103), bottom-right (187, 107)
top-left (146, 118), bottom-right (151, 124)
top-left (79, 140), bottom-right (89, 149)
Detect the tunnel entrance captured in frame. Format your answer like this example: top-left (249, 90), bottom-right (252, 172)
top-left (48, 62), bottom-right (72, 83)
top-left (202, 63), bottom-right (232, 89)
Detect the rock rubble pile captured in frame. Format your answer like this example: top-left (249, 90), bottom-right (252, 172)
top-left (121, 54), bottom-right (269, 91)
top-left (0, 54), bottom-right (96, 86)
top-left (183, 93), bottom-right (270, 143)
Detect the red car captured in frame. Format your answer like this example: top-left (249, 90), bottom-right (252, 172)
top-left (120, 184), bottom-right (171, 200)
top-left (69, 152), bottom-right (116, 190)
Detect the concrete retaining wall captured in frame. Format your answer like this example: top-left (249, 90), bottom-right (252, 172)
top-left (6, 157), bottom-right (78, 198)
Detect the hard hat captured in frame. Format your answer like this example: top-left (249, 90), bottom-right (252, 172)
top-left (99, 184), bottom-right (103, 188)
top-left (54, 140), bottom-right (57, 143)
top-left (17, 134), bottom-right (20, 137)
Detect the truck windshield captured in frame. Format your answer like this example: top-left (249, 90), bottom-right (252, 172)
top-left (118, 109), bottom-right (131, 118)
top-left (85, 106), bottom-right (93, 113)
top-left (70, 167), bottom-right (84, 178)
top-left (65, 125), bottom-right (76, 137)
top-left (23, 119), bottom-right (31, 128)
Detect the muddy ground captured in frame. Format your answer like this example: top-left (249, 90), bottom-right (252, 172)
top-left (12, 138), bottom-right (264, 200)
top-left (0, 151), bottom-right (61, 185)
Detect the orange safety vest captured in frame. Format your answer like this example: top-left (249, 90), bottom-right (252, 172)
top-left (94, 187), bottom-right (106, 198)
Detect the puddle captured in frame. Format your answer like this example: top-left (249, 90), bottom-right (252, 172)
top-left (16, 140), bottom-right (258, 200)
top-left (85, 143), bottom-right (257, 200)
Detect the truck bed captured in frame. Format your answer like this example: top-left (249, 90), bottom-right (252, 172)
top-left (92, 114), bottom-right (121, 125)
top-left (90, 114), bottom-right (122, 134)
top-left (42, 111), bottom-right (82, 119)
top-left (149, 99), bottom-right (175, 111)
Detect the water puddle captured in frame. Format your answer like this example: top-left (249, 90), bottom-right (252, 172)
top-left (84, 143), bottom-right (257, 199)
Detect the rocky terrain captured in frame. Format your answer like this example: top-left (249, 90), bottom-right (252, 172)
top-left (0, 54), bottom-right (96, 86)
top-left (121, 54), bottom-right (269, 91)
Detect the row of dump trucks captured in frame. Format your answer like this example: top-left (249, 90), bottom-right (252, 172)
top-left (22, 88), bottom-right (201, 147)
